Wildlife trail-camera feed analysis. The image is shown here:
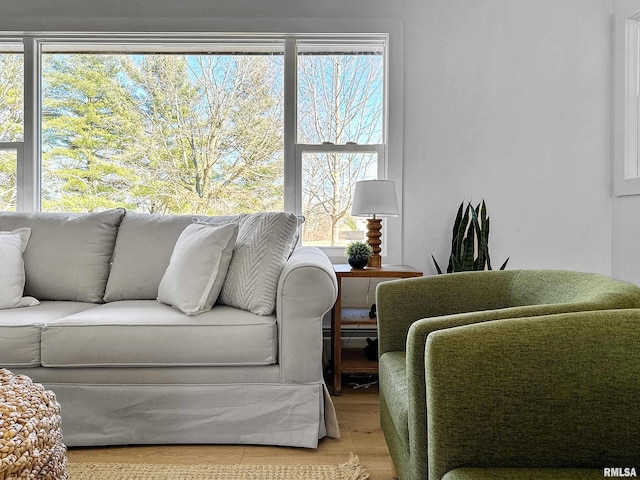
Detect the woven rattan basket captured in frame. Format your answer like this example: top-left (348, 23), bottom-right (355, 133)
top-left (0, 368), bottom-right (68, 480)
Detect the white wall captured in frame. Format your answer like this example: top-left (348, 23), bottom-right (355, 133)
top-left (1, 0), bottom-right (616, 278)
top-left (402, 0), bottom-right (613, 276)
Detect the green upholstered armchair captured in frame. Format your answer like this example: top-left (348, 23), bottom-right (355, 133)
top-left (376, 270), bottom-right (640, 480)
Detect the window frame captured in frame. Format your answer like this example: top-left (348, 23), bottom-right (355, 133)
top-left (289, 37), bottom-right (389, 257)
top-left (615, 2), bottom-right (640, 196)
top-left (6, 26), bottom-right (403, 263)
top-left (0, 40), bottom-right (27, 210)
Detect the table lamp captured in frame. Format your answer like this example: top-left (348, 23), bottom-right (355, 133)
top-left (351, 180), bottom-right (399, 267)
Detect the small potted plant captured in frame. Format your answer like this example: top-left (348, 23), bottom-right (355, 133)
top-left (346, 241), bottom-right (372, 269)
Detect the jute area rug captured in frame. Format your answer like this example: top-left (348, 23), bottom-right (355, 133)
top-left (67, 455), bottom-right (369, 480)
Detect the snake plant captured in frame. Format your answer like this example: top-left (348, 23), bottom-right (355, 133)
top-left (432, 200), bottom-right (509, 274)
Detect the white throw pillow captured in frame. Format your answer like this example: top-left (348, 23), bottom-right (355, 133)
top-left (157, 222), bottom-right (238, 315)
top-left (0, 228), bottom-right (39, 309)
top-left (219, 212), bottom-right (299, 315)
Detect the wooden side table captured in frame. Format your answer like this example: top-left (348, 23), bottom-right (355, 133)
top-left (331, 264), bottom-right (423, 394)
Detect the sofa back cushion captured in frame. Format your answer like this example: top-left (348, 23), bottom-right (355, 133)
top-left (0, 209), bottom-right (125, 303)
top-left (104, 211), bottom-right (239, 301)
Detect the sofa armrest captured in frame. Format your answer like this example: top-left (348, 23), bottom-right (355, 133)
top-left (426, 310), bottom-right (640, 480)
top-left (276, 247), bottom-right (337, 384)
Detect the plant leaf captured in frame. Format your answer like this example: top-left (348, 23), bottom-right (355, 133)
top-left (462, 233), bottom-right (476, 271)
top-left (451, 253), bottom-right (462, 273)
top-left (469, 204), bottom-right (483, 269)
top-left (477, 214), bottom-right (489, 270)
top-left (432, 254), bottom-right (443, 274)
top-left (452, 202), bottom-right (466, 259)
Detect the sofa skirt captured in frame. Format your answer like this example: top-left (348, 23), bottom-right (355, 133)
top-left (34, 382), bottom-right (336, 448)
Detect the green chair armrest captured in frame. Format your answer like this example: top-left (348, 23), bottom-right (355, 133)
top-left (376, 270), bottom-right (519, 356)
top-left (426, 310), bottom-right (640, 480)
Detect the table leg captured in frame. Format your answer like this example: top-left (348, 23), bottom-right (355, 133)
top-left (332, 278), bottom-right (343, 395)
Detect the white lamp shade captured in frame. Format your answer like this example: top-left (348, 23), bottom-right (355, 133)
top-left (351, 180), bottom-right (399, 217)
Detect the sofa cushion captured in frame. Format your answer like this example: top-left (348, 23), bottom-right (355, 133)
top-left (0, 301), bottom-right (99, 367)
top-left (0, 228), bottom-right (39, 309)
top-left (157, 222), bottom-right (238, 315)
top-left (40, 300), bottom-right (277, 367)
top-left (0, 209), bottom-right (125, 302)
top-left (104, 211), bottom-right (239, 301)
top-left (219, 212), bottom-right (299, 315)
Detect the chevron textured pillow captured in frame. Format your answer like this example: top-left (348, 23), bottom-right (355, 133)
top-left (219, 212), bottom-right (299, 315)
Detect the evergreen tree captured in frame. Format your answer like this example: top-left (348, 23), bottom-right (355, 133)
top-left (42, 54), bottom-right (142, 211)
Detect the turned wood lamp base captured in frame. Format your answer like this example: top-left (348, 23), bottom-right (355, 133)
top-left (366, 217), bottom-right (383, 268)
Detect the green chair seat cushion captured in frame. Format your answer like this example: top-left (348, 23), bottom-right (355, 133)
top-left (379, 351), bottom-right (409, 454)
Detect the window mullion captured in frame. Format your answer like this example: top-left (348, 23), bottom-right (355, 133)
top-left (283, 38), bottom-right (299, 214)
top-left (22, 37), bottom-right (40, 212)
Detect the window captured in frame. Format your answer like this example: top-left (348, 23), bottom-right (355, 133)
top-left (297, 41), bottom-right (384, 247)
top-left (5, 33), bottom-right (396, 255)
top-left (0, 42), bottom-right (24, 211)
top-left (615, 4), bottom-right (640, 195)
top-left (40, 42), bottom-right (285, 213)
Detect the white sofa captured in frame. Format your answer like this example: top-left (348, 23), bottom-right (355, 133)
top-left (0, 208), bottom-right (339, 448)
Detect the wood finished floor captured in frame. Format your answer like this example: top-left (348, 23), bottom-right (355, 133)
top-left (66, 380), bottom-right (394, 480)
